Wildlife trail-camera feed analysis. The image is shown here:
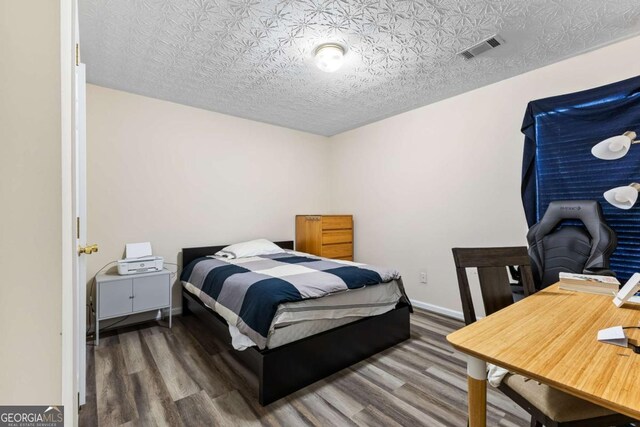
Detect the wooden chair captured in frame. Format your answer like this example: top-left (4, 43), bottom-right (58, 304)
top-left (452, 247), bottom-right (635, 427)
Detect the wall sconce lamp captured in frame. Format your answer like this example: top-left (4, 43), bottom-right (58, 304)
top-left (591, 131), bottom-right (638, 160)
top-left (603, 183), bottom-right (640, 210)
top-left (591, 131), bottom-right (640, 209)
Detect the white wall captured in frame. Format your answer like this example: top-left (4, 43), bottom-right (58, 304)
top-left (87, 34), bottom-right (640, 319)
top-left (328, 35), bottom-right (640, 314)
top-left (86, 85), bottom-right (329, 312)
top-left (0, 1), bottom-right (62, 404)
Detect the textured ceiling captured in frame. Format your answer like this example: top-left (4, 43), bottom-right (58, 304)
top-left (80, 0), bottom-right (640, 136)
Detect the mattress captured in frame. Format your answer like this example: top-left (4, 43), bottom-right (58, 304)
top-left (183, 279), bottom-right (402, 349)
top-left (267, 317), bottom-right (361, 349)
top-left (273, 279), bottom-right (402, 326)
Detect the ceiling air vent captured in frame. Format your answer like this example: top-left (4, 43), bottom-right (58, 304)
top-left (458, 35), bottom-right (505, 60)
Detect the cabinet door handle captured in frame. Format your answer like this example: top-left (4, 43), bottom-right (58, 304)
top-left (129, 296), bottom-right (134, 299)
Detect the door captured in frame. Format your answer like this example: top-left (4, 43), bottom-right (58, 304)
top-left (99, 279), bottom-right (133, 318)
top-left (61, 1), bottom-right (92, 421)
top-left (133, 275), bottom-right (170, 312)
top-left (75, 62), bottom-right (92, 406)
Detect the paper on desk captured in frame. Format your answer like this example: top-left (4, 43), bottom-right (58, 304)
top-left (629, 295), bottom-right (640, 304)
top-left (125, 242), bottom-right (153, 259)
top-left (597, 326), bottom-right (628, 348)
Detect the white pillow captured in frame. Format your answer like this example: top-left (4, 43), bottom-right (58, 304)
top-left (215, 239), bottom-right (285, 259)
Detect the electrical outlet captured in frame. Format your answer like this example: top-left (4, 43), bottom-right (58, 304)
top-left (420, 272), bottom-right (427, 284)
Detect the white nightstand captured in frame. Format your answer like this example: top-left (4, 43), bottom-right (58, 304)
top-left (95, 268), bottom-right (172, 345)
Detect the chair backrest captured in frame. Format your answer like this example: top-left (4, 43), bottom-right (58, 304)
top-left (526, 200), bottom-right (617, 289)
top-left (452, 247), bottom-right (536, 325)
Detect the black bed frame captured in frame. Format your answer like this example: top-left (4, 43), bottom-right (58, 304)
top-left (181, 241), bottom-right (411, 405)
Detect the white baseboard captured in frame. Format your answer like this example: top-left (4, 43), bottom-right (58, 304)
top-left (410, 299), bottom-right (465, 321)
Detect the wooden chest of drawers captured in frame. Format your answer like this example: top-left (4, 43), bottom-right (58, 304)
top-left (295, 215), bottom-right (353, 261)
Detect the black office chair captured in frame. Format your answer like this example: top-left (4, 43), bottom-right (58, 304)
top-left (527, 200), bottom-right (617, 289)
top-left (452, 247), bottom-right (635, 427)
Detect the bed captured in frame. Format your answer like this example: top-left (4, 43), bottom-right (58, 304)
top-left (181, 241), bottom-right (411, 405)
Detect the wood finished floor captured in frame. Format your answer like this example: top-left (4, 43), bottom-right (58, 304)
top-left (80, 310), bottom-right (529, 427)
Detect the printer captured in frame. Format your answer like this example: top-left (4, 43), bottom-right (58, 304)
top-left (117, 242), bottom-right (164, 275)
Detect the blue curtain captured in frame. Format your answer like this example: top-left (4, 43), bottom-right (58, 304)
top-left (521, 75), bottom-right (640, 281)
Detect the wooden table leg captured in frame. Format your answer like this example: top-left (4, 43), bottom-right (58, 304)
top-left (467, 355), bottom-right (487, 427)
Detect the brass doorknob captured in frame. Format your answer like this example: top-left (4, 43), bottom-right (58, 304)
top-left (78, 244), bottom-right (99, 255)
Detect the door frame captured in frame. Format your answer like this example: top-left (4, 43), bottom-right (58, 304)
top-left (61, 0), bottom-right (79, 425)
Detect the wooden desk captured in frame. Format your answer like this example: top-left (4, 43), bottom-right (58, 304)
top-left (447, 284), bottom-right (640, 426)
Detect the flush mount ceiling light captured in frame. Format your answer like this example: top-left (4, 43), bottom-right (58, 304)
top-left (314, 43), bottom-right (345, 73)
top-left (591, 131), bottom-right (638, 160)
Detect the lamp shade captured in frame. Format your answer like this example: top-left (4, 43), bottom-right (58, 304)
top-left (603, 184), bottom-right (640, 210)
top-left (314, 44), bottom-right (344, 73)
top-left (591, 131), bottom-right (637, 160)
top-left (591, 135), bottom-right (632, 160)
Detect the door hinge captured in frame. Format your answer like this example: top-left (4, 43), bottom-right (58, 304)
top-left (76, 217), bottom-right (80, 239)
top-left (75, 43), bottom-right (80, 66)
